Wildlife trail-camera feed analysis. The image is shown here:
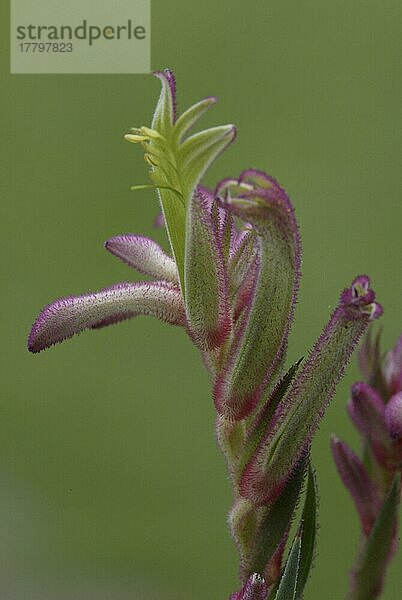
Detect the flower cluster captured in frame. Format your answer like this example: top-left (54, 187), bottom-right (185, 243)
top-left (332, 334), bottom-right (402, 599)
top-left (28, 69), bottom-right (384, 599)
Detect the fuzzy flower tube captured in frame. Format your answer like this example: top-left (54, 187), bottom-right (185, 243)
top-left (332, 333), bottom-right (402, 600)
top-left (28, 69), bottom-right (385, 599)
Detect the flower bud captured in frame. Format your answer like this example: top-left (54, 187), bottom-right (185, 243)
top-left (331, 436), bottom-right (381, 536)
top-left (347, 382), bottom-right (388, 445)
top-left (385, 392), bottom-right (402, 439)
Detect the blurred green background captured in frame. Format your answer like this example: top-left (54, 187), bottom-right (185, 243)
top-left (1, 1), bottom-right (401, 598)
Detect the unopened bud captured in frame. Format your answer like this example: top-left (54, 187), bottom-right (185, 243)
top-left (385, 392), bottom-right (402, 439)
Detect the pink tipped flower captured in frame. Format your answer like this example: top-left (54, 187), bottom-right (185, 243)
top-left (214, 170), bottom-right (301, 420)
top-left (239, 276), bottom-right (382, 506)
top-left (28, 281), bottom-right (185, 353)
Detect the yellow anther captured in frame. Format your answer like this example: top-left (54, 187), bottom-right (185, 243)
top-left (352, 283), bottom-right (367, 298)
top-left (238, 183), bottom-right (254, 192)
top-left (125, 134), bottom-right (148, 143)
top-left (141, 126), bottom-right (163, 140)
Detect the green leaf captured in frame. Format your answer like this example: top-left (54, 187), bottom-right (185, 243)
top-left (250, 458), bottom-right (307, 576)
top-left (349, 473), bottom-right (401, 600)
top-left (275, 535), bottom-right (301, 600)
top-left (295, 464), bottom-right (318, 599)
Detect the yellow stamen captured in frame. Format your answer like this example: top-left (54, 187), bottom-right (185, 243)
top-left (141, 126), bottom-right (163, 140)
top-left (144, 153), bottom-right (158, 167)
top-left (125, 134), bottom-right (148, 143)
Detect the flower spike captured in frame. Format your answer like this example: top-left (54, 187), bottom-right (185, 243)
top-left (333, 332), bottom-right (402, 600)
top-left (27, 68), bottom-right (394, 599)
top-left (28, 281), bottom-right (185, 353)
top-left (240, 276), bottom-right (382, 505)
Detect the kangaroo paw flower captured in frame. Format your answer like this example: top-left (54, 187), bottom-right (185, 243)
top-left (239, 276), bottom-right (382, 505)
top-left (214, 169), bottom-right (301, 420)
top-left (28, 281), bottom-right (185, 353)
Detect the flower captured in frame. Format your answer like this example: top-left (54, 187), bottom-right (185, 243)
top-left (332, 334), bottom-right (402, 504)
top-left (331, 334), bottom-right (402, 599)
top-left (28, 69), bottom-right (237, 355)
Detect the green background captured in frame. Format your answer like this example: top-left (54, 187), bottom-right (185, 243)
top-left (1, 1), bottom-right (401, 598)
